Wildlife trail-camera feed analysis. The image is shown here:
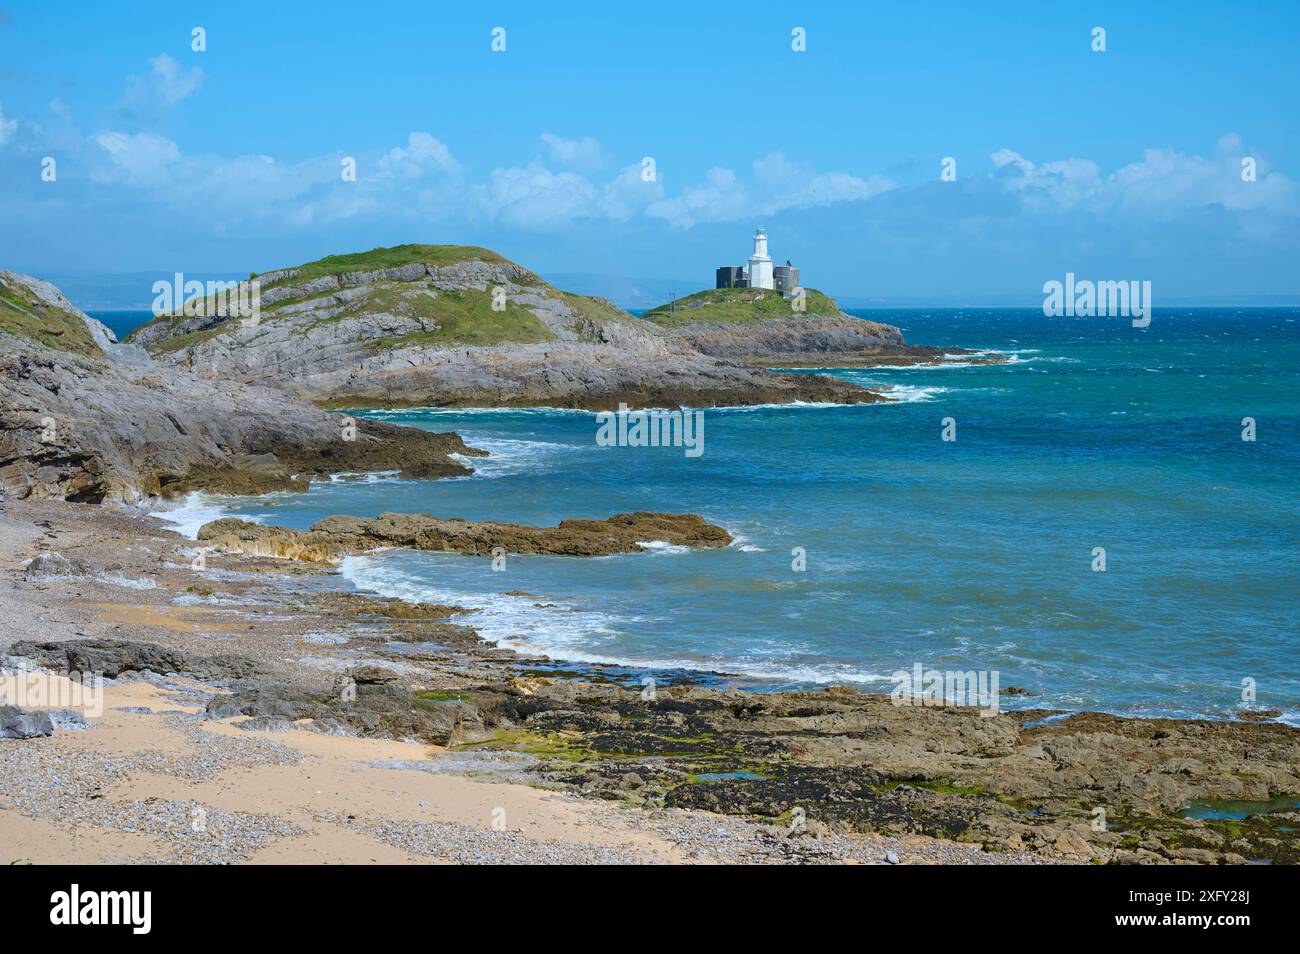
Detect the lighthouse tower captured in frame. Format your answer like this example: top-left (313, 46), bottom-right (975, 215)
top-left (747, 227), bottom-right (774, 290)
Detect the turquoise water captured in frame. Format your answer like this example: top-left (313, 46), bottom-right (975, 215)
top-left (1182, 796), bottom-right (1300, 821)
top-left (169, 308), bottom-right (1300, 721)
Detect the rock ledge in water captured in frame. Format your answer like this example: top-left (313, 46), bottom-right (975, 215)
top-left (197, 511), bottom-right (733, 562)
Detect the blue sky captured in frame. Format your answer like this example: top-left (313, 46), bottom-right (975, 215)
top-left (1, 0), bottom-right (1297, 302)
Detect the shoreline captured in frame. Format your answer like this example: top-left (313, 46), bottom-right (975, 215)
top-left (0, 497), bottom-right (1047, 865)
top-left (147, 487), bottom-right (1294, 728)
top-left (3, 496), bottom-right (1297, 864)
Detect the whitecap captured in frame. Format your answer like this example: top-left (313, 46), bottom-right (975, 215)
top-left (339, 555), bottom-right (898, 687)
top-left (327, 470), bottom-right (403, 483)
top-left (452, 436), bottom-right (580, 479)
top-left (636, 540), bottom-right (690, 555)
top-left (707, 400), bottom-right (854, 413)
top-left (882, 384), bottom-right (949, 403)
top-left (149, 492), bottom-right (261, 540)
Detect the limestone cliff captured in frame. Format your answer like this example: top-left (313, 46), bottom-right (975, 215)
top-left (127, 245), bottom-right (881, 409)
top-left (0, 270), bottom-right (475, 503)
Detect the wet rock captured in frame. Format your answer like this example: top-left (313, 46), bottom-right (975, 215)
top-left (47, 709), bottom-right (91, 731)
top-left (345, 666), bottom-right (403, 686)
top-left (24, 552), bottom-right (95, 581)
top-left (472, 679), bottom-right (1300, 862)
top-left (234, 716), bottom-right (295, 733)
top-left (1049, 828), bottom-right (1094, 859)
top-left (206, 679), bottom-right (499, 746)
top-left (0, 705), bottom-right (54, 739)
top-left (198, 510), bottom-right (733, 562)
top-left (6, 639), bottom-right (264, 682)
top-left (1172, 847), bottom-right (1217, 863)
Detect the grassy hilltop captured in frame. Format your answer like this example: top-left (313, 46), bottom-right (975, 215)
top-left (253, 244), bottom-right (514, 287)
top-left (643, 286), bottom-right (842, 326)
top-left (128, 244), bottom-right (633, 355)
top-left (0, 273), bottom-right (103, 356)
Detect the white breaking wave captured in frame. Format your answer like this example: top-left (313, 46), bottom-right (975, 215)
top-left (148, 492), bottom-right (262, 540)
top-left (882, 384), bottom-right (949, 403)
top-left (340, 555), bottom-right (627, 658)
top-left (635, 540), bottom-right (691, 555)
top-left (327, 470), bottom-right (403, 483)
top-left (728, 533), bottom-right (769, 553)
top-left (708, 400), bottom-right (855, 413)
top-left (453, 435), bottom-right (582, 479)
top-left (339, 554), bottom-right (897, 687)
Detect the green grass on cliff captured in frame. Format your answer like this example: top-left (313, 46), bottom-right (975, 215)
top-left (258, 244), bottom-right (527, 288)
top-left (0, 280), bottom-right (102, 356)
top-left (363, 287), bottom-right (556, 349)
top-left (644, 286), bottom-right (840, 326)
top-left (128, 245), bottom-right (632, 354)
top-left (147, 321), bottom-right (236, 355)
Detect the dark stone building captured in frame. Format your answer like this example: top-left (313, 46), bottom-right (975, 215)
top-left (716, 266), bottom-right (747, 289)
top-left (773, 264), bottom-right (800, 297)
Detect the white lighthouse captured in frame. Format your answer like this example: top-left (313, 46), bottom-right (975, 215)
top-left (747, 227), bottom-right (774, 290)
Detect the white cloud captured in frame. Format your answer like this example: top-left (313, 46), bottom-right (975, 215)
top-left (90, 131), bottom-right (181, 185)
top-left (0, 100), bottom-right (16, 147)
top-left (539, 132), bottom-right (604, 170)
top-left (472, 162), bottom-right (602, 229)
top-left (647, 167), bottom-right (749, 228)
top-left (993, 135), bottom-right (1298, 219)
top-left (119, 54), bottom-right (203, 120)
top-left (648, 152), bottom-right (896, 227)
top-left (375, 132), bottom-right (460, 178)
top-left (600, 162), bottom-right (665, 220)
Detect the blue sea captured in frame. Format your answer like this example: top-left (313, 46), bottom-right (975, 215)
top-left (89, 311), bottom-right (155, 341)
top-left (154, 308), bottom-right (1300, 722)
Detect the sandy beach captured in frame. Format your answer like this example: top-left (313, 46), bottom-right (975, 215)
top-left (0, 497), bottom-right (1048, 865)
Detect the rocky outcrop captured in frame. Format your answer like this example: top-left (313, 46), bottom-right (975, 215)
top-left (24, 553), bottom-right (95, 581)
top-left (644, 287), bottom-right (993, 368)
top-left (197, 511), bottom-right (733, 562)
top-left (0, 337), bottom-right (479, 502)
top-left (205, 673), bottom-right (493, 746)
top-left (0, 705), bottom-right (54, 739)
top-left (7, 639), bottom-right (266, 682)
top-left (0, 269), bottom-right (482, 502)
top-left (455, 679), bottom-right (1300, 863)
top-left (128, 245), bottom-right (882, 409)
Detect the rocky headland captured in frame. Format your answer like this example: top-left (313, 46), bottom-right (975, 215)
top-left (125, 245), bottom-right (902, 410)
top-left (0, 269), bottom-right (479, 503)
top-left (643, 286), bottom-right (1003, 369)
